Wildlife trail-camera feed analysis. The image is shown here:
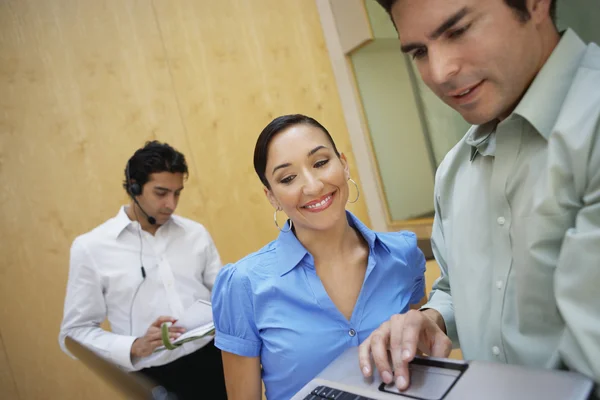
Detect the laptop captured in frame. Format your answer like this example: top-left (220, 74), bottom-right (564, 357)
top-left (291, 346), bottom-right (596, 400)
top-left (64, 336), bottom-right (177, 400)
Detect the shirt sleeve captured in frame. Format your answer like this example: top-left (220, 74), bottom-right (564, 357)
top-left (420, 175), bottom-right (459, 346)
top-left (201, 228), bottom-right (223, 291)
top-left (554, 123), bottom-right (600, 384)
top-left (401, 231), bottom-right (426, 306)
top-left (211, 263), bottom-right (261, 358)
top-left (58, 238), bottom-right (137, 370)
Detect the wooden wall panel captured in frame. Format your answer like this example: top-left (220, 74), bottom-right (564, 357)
top-left (0, 0), bottom-right (369, 398)
top-left (0, 334), bottom-right (19, 400)
top-left (0, 0), bottom-right (187, 398)
top-left (153, 0), bottom-right (370, 263)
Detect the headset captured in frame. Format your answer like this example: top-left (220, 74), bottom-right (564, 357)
top-left (125, 159), bottom-right (153, 335)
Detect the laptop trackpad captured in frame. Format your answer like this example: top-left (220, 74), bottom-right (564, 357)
top-left (379, 364), bottom-right (462, 400)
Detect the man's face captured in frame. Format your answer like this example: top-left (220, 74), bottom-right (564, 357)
top-left (137, 172), bottom-right (184, 225)
top-left (391, 0), bottom-right (550, 124)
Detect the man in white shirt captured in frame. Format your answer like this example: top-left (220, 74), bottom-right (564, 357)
top-left (359, 0), bottom-right (600, 395)
top-left (59, 140), bottom-right (226, 399)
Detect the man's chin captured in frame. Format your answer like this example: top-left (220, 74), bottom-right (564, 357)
top-left (456, 106), bottom-right (499, 126)
top-left (156, 215), bottom-right (172, 225)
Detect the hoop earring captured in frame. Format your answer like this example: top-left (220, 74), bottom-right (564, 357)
top-left (273, 209), bottom-right (293, 232)
top-left (347, 178), bottom-right (360, 204)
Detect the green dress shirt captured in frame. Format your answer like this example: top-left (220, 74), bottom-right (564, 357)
top-left (425, 29), bottom-right (600, 385)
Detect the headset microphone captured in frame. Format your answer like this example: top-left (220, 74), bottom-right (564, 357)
top-left (131, 196), bottom-right (156, 225)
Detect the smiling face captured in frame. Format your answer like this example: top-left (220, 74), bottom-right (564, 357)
top-left (263, 123), bottom-right (351, 232)
top-left (392, 0), bottom-right (556, 124)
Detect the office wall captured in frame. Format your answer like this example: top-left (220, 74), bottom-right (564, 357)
top-left (0, 1), bottom-right (369, 398)
top-left (0, 336), bottom-right (19, 399)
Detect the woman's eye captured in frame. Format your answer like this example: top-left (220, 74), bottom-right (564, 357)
top-left (314, 159), bottom-right (329, 168)
top-left (280, 175), bottom-right (295, 184)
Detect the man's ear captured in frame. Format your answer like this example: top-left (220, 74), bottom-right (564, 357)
top-left (340, 153), bottom-right (350, 180)
top-left (529, 0), bottom-right (553, 25)
top-left (264, 187), bottom-right (280, 210)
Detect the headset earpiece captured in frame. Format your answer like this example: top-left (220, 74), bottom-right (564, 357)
top-left (126, 160), bottom-right (142, 197)
top-left (125, 158), bottom-right (156, 225)
top-left (129, 182), bottom-right (142, 196)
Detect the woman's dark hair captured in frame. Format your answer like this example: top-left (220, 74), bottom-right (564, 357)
top-left (375, 0), bottom-right (557, 24)
top-left (123, 140), bottom-right (188, 193)
top-left (253, 114), bottom-right (340, 189)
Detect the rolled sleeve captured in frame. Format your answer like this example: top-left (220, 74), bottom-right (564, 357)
top-left (402, 232), bottom-right (427, 306)
top-left (215, 331), bottom-right (261, 358)
top-left (211, 263), bottom-right (262, 358)
top-left (424, 285), bottom-right (457, 345)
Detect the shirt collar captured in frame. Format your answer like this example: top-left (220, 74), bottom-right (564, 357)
top-left (468, 29), bottom-right (586, 161)
top-left (110, 206), bottom-right (185, 238)
top-left (513, 29), bottom-right (587, 140)
top-left (275, 210), bottom-right (378, 277)
top-left (467, 121), bottom-right (498, 161)
top-left (110, 206), bottom-right (134, 238)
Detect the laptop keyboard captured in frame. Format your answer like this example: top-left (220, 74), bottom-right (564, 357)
top-left (303, 385), bottom-right (375, 400)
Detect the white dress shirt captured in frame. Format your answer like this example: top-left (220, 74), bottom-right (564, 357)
top-left (424, 29), bottom-right (600, 384)
top-left (59, 206), bottom-right (222, 371)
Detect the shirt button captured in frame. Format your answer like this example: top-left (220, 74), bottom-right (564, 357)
top-left (348, 329), bottom-right (356, 337)
top-left (496, 280), bottom-right (503, 289)
top-left (497, 216), bottom-right (506, 226)
top-left (492, 346), bottom-right (501, 356)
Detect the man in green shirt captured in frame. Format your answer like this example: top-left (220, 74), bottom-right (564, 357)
top-left (358, 0), bottom-right (600, 393)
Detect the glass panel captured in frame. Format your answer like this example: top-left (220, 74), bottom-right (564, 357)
top-left (350, 39), bottom-right (436, 221)
top-left (557, 0), bottom-right (600, 44)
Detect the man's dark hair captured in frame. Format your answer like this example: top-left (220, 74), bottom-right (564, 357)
top-left (123, 140), bottom-right (188, 194)
top-left (253, 114), bottom-right (340, 190)
top-left (374, 0), bottom-right (557, 24)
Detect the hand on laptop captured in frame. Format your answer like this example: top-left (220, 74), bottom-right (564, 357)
top-left (358, 309), bottom-right (452, 391)
top-left (131, 316), bottom-right (186, 358)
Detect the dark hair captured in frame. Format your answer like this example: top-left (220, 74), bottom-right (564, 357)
top-left (253, 114), bottom-right (341, 189)
top-left (375, 0), bottom-right (557, 24)
top-left (123, 140), bottom-right (188, 194)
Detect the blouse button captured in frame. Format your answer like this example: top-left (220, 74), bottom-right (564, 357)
top-left (348, 329), bottom-right (356, 337)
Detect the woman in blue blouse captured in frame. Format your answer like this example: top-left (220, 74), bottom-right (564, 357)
top-left (211, 114), bottom-right (426, 400)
